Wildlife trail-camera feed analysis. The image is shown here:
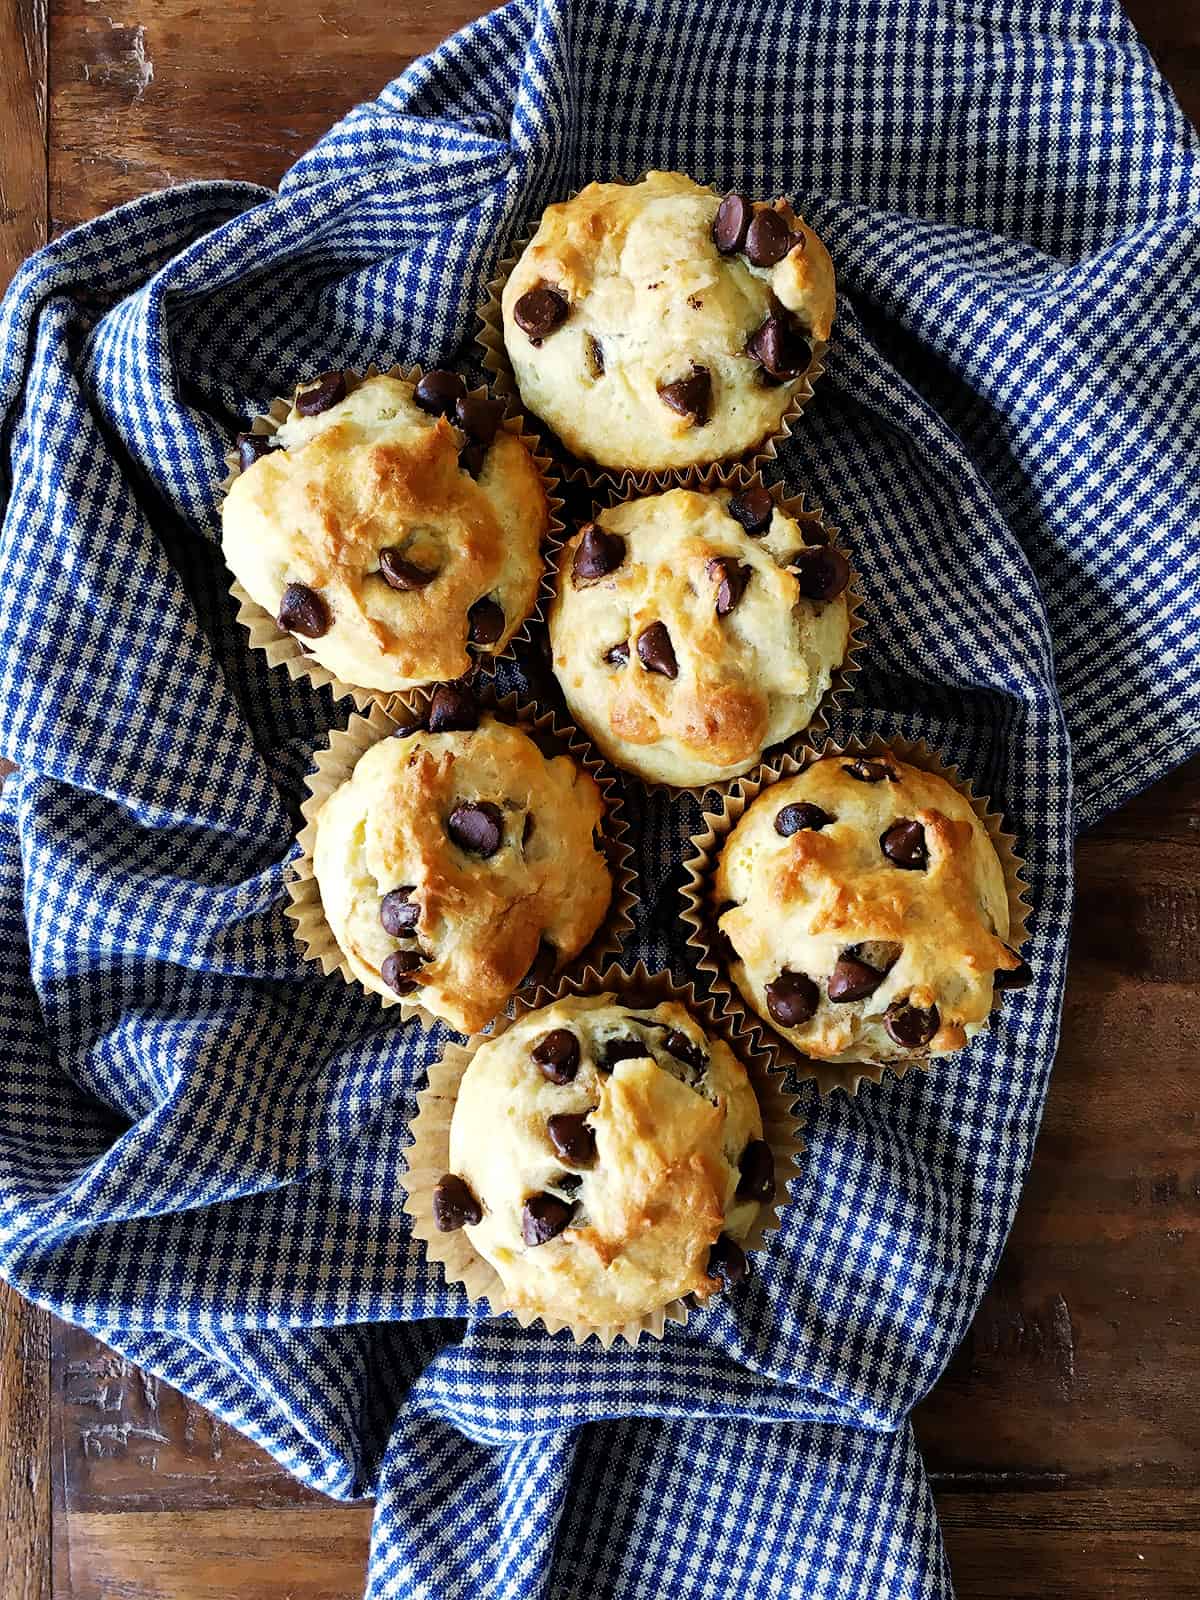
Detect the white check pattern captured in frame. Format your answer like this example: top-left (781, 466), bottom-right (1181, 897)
top-left (0, 0), bottom-right (1197, 1595)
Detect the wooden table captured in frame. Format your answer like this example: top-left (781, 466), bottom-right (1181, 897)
top-left (1, 4), bottom-right (1197, 1596)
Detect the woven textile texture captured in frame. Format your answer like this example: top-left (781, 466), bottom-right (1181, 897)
top-left (1, 0), bottom-right (1198, 1594)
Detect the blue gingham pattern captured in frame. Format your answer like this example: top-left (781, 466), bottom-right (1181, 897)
top-left (1, 1), bottom-right (1197, 1594)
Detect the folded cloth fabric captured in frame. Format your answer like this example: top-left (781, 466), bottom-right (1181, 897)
top-left (1, 0), bottom-right (1197, 1594)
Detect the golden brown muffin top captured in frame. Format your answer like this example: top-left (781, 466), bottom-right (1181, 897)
top-left (444, 994), bottom-right (767, 1328)
top-left (715, 754), bottom-right (1023, 1064)
top-left (222, 374), bottom-right (548, 692)
top-left (313, 708), bottom-right (612, 1033)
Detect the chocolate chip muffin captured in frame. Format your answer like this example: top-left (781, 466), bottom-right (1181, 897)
top-left (433, 993), bottom-right (773, 1329)
top-left (499, 171), bottom-right (835, 473)
top-left (222, 370), bottom-right (549, 692)
top-left (311, 690), bottom-right (612, 1033)
top-left (713, 754), bottom-right (1030, 1067)
top-left (549, 486), bottom-right (851, 786)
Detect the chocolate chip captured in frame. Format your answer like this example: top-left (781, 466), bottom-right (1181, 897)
top-left (792, 545), bottom-right (850, 602)
top-left (391, 710), bottom-right (428, 738)
top-left (514, 286), bottom-right (569, 340)
top-left (459, 441), bottom-right (487, 478)
top-left (745, 208), bottom-right (792, 268)
top-left (727, 486), bottom-right (774, 536)
top-left (707, 557), bottom-right (752, 618)
top-left (880, 819), bottom-right (928, 870)
top-left (413, 369), bottom-right (467, 417)
top-left (277, 583), bottom-right (330, 638)
top-left (572, 523), bottom-right (625, 581)
top-left (604, 640), bottom-right (629, 667)
top-left (380, 887), bottom-right (419, 936)
top-left (433, 1173), bottom-right (482, 1231)
top-left (557, 1173), bottom-right (583, 1194)
top-left (844, 758), bottom-right (896, 784)
top-left (736, 1139), bottom-right (776, 1203)
top-left (775, 802), bottom-right (833, 836)
top-left (658, 367), bottom-right (711, 425)
top-left (379, 548), bottom-right (437, 590)
top-left (706, 1233), bottom-right (748, 1290)
top-left (636, 621), bottom-right (678, 679)
top-left (455, 393), bottom-right (503, 446)
top-left (662, 1028), bottom-right (706, 1075)
top-left (236, 432), bottom-right (274, 472)
top-left (746, 314), bottom-right (810, 380)
top-left (522, 937), bottom-right (558, 989)
top-left (765, 970), bottom-right (819, 1028)
top-left (532, 1028), bottom-right (580, 1084)
top-left (427, 684), bottom-right (478, 733)
top-left (585, 333), bottom-right (605, 378)
top-left (547, 1113), bottom-right (597, 1168)
top-left (294, 371), bottom-right (346, 416)
top-left (713, 191), bottom-right (752, 254)
top-left (884, 1000), bottom-right (940, 1048)
top-left (599, 1037), bottom-right (645, 1073)
top-left (381, 948), bottom-right (426, 996)
top-left (467, 597), bottom-right (505, 646)
top-left (522, 1191), bottom-right (575, 1246)
top-left (827, 955), bottom-right (885, 1003)
top-left (994, 951), bottom-right (1034, 990)
top-left (447, 800), bottom-right (503, 857)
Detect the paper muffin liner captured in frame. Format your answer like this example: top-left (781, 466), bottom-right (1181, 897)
top-left (680, 735), bottom-right (1032, 1097)
top-left (477, 175), bottom-right (830, 495)
top-left (401, 960), bottom-right (804, 1347)
top-left (220, 364), bottom-right (565, 710)
top-left (285, 687), bottom-right (638, 1036)
top-left (542, 464), bottom-right (867, 802)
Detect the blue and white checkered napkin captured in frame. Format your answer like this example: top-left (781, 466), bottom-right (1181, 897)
top-left (1, 0), bottom-right (1197, 1593)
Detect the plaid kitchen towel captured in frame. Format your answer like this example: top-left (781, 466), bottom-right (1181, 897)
top-left (1, 0), bottom-right (1198, 1595)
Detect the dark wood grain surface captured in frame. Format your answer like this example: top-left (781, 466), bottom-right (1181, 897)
top-left (1, 3), bottom-right (1198, 1596)
top-left (0, 0), bottom-right (50, 1591)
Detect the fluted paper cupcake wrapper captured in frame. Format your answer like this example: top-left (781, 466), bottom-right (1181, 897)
top-left (401, 960), bottom-right (804, 1347)
top-left (220, 363), bottom-right (565, 709)
top-left (541, 464), bottom-right (866, 802)
top-left (680, 735), bottom-right (1032, 1098)
top-left (476, 175), bottom-right (829, 496)
top-left (285, 688), bottom-right (638, 1036)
